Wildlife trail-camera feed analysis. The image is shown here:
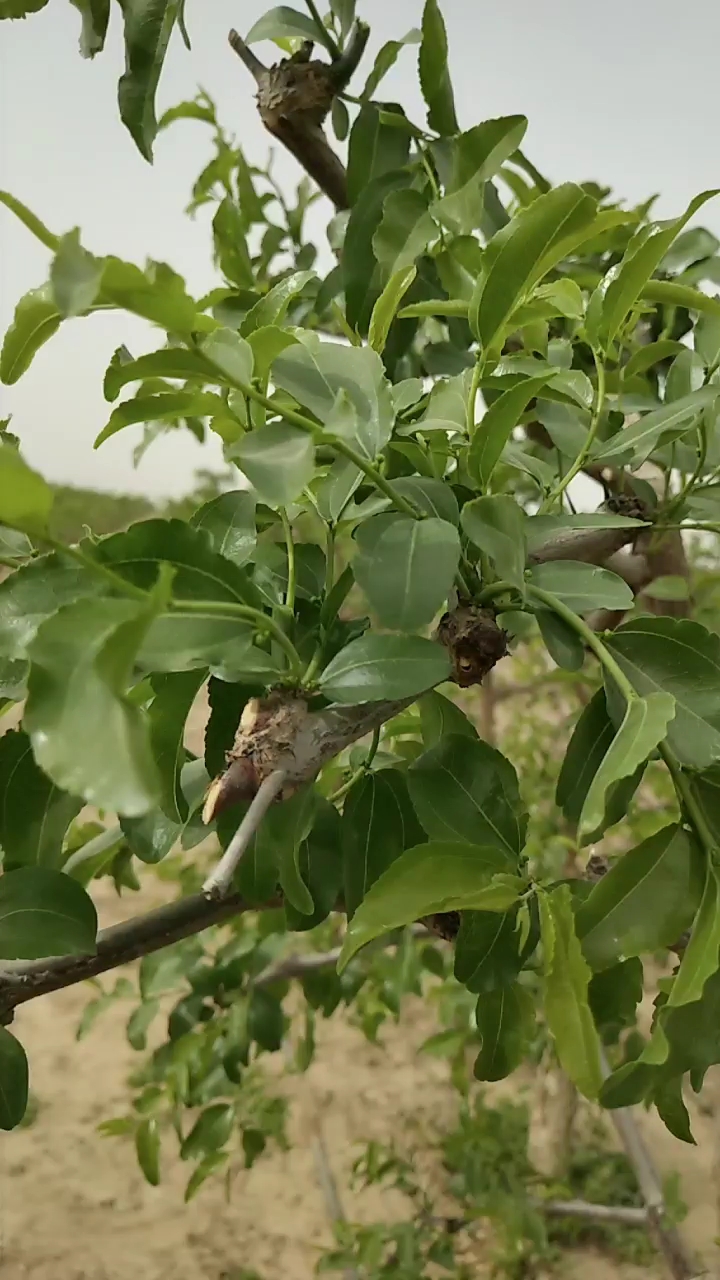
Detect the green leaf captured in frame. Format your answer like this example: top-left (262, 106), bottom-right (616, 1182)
top-left (184, 1151), bottom-right (229, 1201)
top-left (468, 374), bottom-right (555, 487)
top-left (180, 1103), bottom-right (235, 1159)
top-left (0, 443), bottom-right (52, 536)
top-left (212, 197), bottom-right (254, 288)
top-left (0, 1028), bottom-right (28, 1131)
top-left (0, 555), bottom-right (92, 660)
top-left (557, 689), bottom-right (644, 837)
top-left (103, 346), bottom-right (218, 401)
top-left (121, 807), bottom-right (180, 864)
top-left (368, 264), bottom-right (417, 354)
top-left (259, 786), bottom-right (316, 915)
top-left (0, 284), bottom-right (62, 385)
top-left (284, 798), bottom-right (343, 932)
top-left (455, 908), bottom-right (526, 993)
top-left (190, 491), bottom-right (256, 568)
top-left (528, 561), bottom-right (633, 614)
top-left (318, 634), bottom-right (451, 703)
top-left (418, 0), bottom-right (458, 136)
top-left (0, 730), bottom-right (83, 868)
top-left (536, 610), bottom-right (585, 672)
top-left (353, 516), bottom-right (460, 632)
top-left (605, 617), bottom-right (720, 769)
top-left (372, 189), bottom-right (437, 274)
top-left (234, 422), bottom-right (314, 508)
top-left (347, 104), bottom-right (411, 207)
top-left (148, 671), bottom-right (205, 823)
top-left (94, 389), bottom-right (225, 447)
top-left (578, 692), bottom-right (675, 840)
top-left (245, 5), bottom-right (319, 42)
top-left (0, 190), bottom-right (58, 251)
top-left (470, 184), bottom-right (597, 352)
top-left (199, 327), bottom-right (254, 385)
top-left (361, 29), bottom-right (420, 99)
top-left (135, 1116), bottom-right (161, 1185)
top-left (391, 476), bottom-right (459, 524)
top-left (247, 325), bottom-right (299, 380)
top-left (577, 824), bottom-right (704, 972)
top-left (418, 690), bottom-right (477, 746)
top-left (474, 983), bottom-right (534, 1082)
top-left (665, 863), bottom-right (720, 1010)
top-left (24, 597), bottom-right (161, 816)
top-left (591, 386), bottom-right (720, 465)
top-left (95, 517), bottom-right (260, 607)
top-left (588, 957), bottom-right (644, 1043)
top-left (273, 339), bottom-right (394, 460)
top-left (50, 228), bottom-right (103, 318)
top-left (118, 0), bottom-right (180, 161)
top-left (0, 867), bottom-right (97, 959)
top-left (599, 190), bottom-right (720, 350)
top-left (342, 769), bottom-right (424, 918)
top-left (461, 496), bottom-right (526, 588)
top-left (100, 257), bottom-right (197, 332)
top-left (241, 270), bottom-right (315, 335)
top-left (432, 116), bottom-right (528, 235)
top-left (344, 171), bottom-right (411, 332)
top-left (541, 884), bottom-right (603, 1099)
top-left (339, 841), bottom-right (524, 969)
top-left (408, 734), bottom-right (526, 860)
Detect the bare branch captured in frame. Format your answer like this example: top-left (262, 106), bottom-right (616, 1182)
top-left (228, 28), bottom-right (266, 83)
top-left (203, 768), bottom-right (288, 899)
top-left (536, 1198), bottom-right (648, 1227)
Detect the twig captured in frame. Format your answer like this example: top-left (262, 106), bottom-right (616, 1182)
top-left (203, 769), bottom-right (288, 899)
top-left (600, 1051), bottom-right (704, 1280)
top-left (535, 1198), bottom-right (648, 1227)
top-left (312, 1126), bottom-right (360, 1280)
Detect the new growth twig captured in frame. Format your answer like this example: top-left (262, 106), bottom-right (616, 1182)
top-left (203, 768), bottom-right (288, 899)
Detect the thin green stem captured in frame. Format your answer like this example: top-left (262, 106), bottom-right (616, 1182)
top-left (661, 744), bottom-right (718, 856)
top-left (279, 508), bottom-right (296, 613)
top-left (542, 352), bottom-right (606, 511)
top-left (169, 598), bottom-right (303, 677)
top-left (526, 583), bottom-right (637, 704)
top-left (328, 725), bottom-right (382, 804)
top-left (365, 724), bottom-right (381, 769)
top-left (303, 0), bottom-right (341, 57)
top-left (331, 301), bottom-right (361, 346)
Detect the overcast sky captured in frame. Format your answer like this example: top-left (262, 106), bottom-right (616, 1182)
top-left (1, 0), bottom-right (719, 497)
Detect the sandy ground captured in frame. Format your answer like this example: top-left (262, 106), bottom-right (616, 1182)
top-left (0, 878), bottom-right (718, 1280)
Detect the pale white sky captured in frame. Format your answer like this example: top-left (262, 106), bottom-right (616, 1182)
top-left (1, 0), bottom-right (719, 497)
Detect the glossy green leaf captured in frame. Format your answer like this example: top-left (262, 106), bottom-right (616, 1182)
top-left (418, 690), bottom-right (477, 746)
top-left (0, 443), bottom-right (52, 537)
top-left (199, 327), bottom-right (254, 386)
top-left (591, 386), bottom-right (720, 465)
top-left (148, 671), bottom-right (205, 823)
top-left (262, 786), bottom-right (316, 916)
top-left (666, 863), bottom-right (720, 1010)
top-left (470, 184), bottom-right (597, 352)
top-left (25, 597), bottom-right (161, 816)
top-left (474, 983), bottom-right (535, 1081)
top-left (245, 5), bottom-right (318, 42)
top-left (347, 104), bottom-right (411, 206)
top-left (100, 257), bottom-right (197, 332)
top-left (354, 516), bottom-right (459, 631)
top-left (318, 634), bottom-right (451, 703)
top-left (121, 806), bottom-right (181, 864)
top-left (418, 0), bottom-right (458, 135)
top-left (0, 1028), bottom-right (29, 1131)
top-left (557, 689), bottom-right (645, 837)
top-left (135, 1117), bottom-right (161, 1185)
top-left (536, 610), bottom-right (585, 672)
top-left (0, 730), bottom-right (83, 868)
top-left (180, 1102), bottom-right (235, 1159)
top-left (577, 825), bottom-right (704, 972)
top-left (0, 284), bottom-right (62, 385)
top-left (212, 195), bottom-right (253, 288)
top-left (284, 798), bottom-right (343, 932)
top-left (408, 734), bottom-right (526, 860)
top-left (247, 325), bottom-right (298, 381)
top-left (103, 345), bottom-right (218, 401)
top-left (468, 374), bottom-right (555, 487)
top-left (541, 884), bottom-right (603, 1099)
top-left (432, 116), bottom-right (528, 235)
top-left (339, 841), bottom-right (524, 969)
top-left (605, 617), bottom-right (720, 769)
top-left (0, 555), bottom-right (92, 660)
top-left (95, 389), bottom-right (225, 446)
top-left (578, 692), bottom-right (675, 840)
top-left (368, 264), bottom-right (417, 353)
top-left (529, 561), bottom-right (633, 613)
top-left (118, 0), bottom-right (180, 161)
top-left (391, 476), bottom-right (459, 524)
top-left (372, 189), bottom-right (437, 274)
top-left (273, 338), bottom-right (394, 460)
top-left (588, 957), bottom-right (644, 1043)
top-left (455, 908), bottom-right (525, 993)
top-left (234, 422), bottom-right (314, 508)
top-left (0, 866), bottom-right (97, 959)
top-left (342, 768), bottom-right (424, 918)
top-left (461, 495), bottom-right (526, 588)
top-left (360, 29), bottom-right (420, 99)
top-left (190, 491), bottom-right (256, 567)
top-left (96, 518), bottom-right (259, 606)
top-left (241, 270), bottom-right (314, 335)
top-left (50, 229), bottom-right (103, 317)
top-left (599, 190), bottom-right (720, 349)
